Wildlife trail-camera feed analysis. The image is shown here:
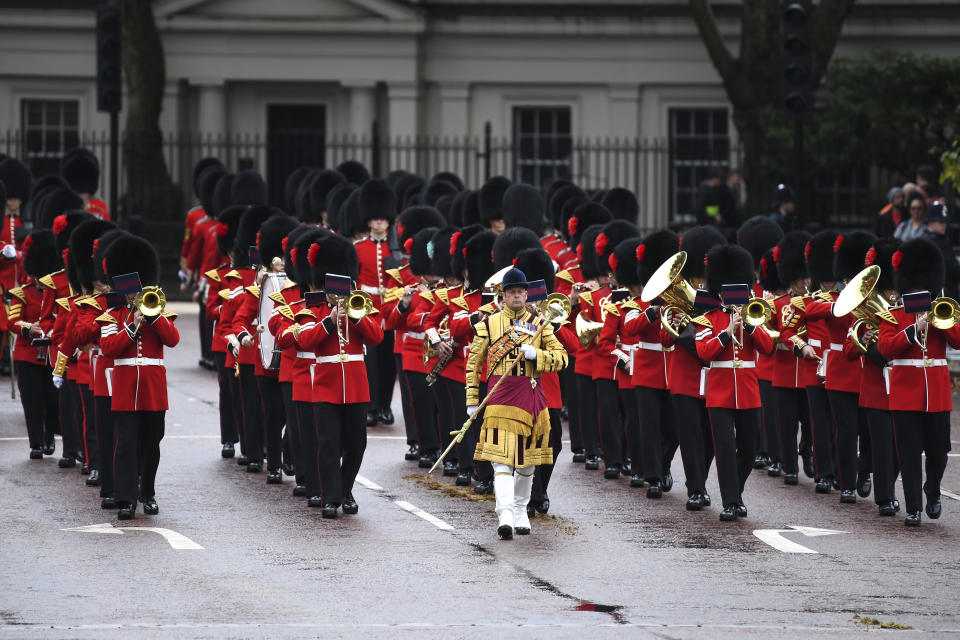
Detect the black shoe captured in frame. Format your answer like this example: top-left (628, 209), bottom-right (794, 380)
top-left (43, 442), bottom-right (55, 456)
top-left (442, 460), bottom-right (458, 477)
top-left (629, 474), bottom-right (645, 488)
top-left (281, 462), bottom-right (295, 477)
top-left (623, 460), bottom-right (632, 475)
top-left (141, 497), bottom-right (159, 515)
top-left (246, 461), bottom-right (262, 473)
top-left (342, 494), bottom-right (358, 515)
top-left (237, 455), bottom-right (250, 466)
top-left (101, 496), bottom-right (118, 509)
top-left (527, 502), bottom-right (537, 518)
top-left (646, 483), bottom-right (662, 499)
top-left (815, 478), bottom-right (832, 494)
top-left (686, 493), bottom-right (704, 511)
top-left (904, 511), bottom-right (921, 527)
top-left (784, 473), bottom-right (799, 486)
top-left (322, 504), bottom-right (338, 519)
top-left (767, 461), bottom-right (782, 477)
top-left (536, 496), bottom-right (550, 514)
top-left (474, 479), bottom-right (494, 495)
top-left (29, 448), bottom-right (43, 460)
top-left (497, 524), bottom-right (513, 540)
top-left (701, 491), bottom-right (711, 507)
top-left (893, 499), bottom-right (900, 513)
top-left (584, 456), bottom-right (600, 470)
top-left (455, 471), bottom-right (472, 486)
top-left (572, 450), bottom-right (586, 463)
top-left (753, 455), bottom-right (767, 469)
top-left (308, 495), bottom-right (323, 507)
top-left (878, 502), bottom-right (896, 516)
top-left (515, 525), bottom-right (530, 536)
top-left (803, 456), bottom-right (815, 478)
top-left (604, 464), bottom-right (621, 480)
top-left (58, 455), bottom-right (76, 469)
top-left (662, 473), bottom-right (674, 492)
top-left (404, 444), bottom-right (420, 461)
top-left (719, 505), bottom-right (737, 521)
top-left (418, 451), bottom-right (439, 469)
top-left (86, 470), bottom-right (100, 486)
top-left (832, 478), bottom-right (841, 491)
top-left (117, 503), bottom-right (135, 520)
top-left (366, 410), bottom-right (378, 427)
top-left (266, 470), bottom-right (282, 484)
top-left (857, 476), bottom-right (872, 498)
top-left (221, 443), bottom-right (235, 458)
top-left (735, 502), bottom-right (748, 518)
top-left (293, 484), bottom-right (307, 497)
top-left (80, 463), bottom-right (90, 475)
top-left (379, 408), bottom-right (395, 425)
top-left (926, 498), bottom-right (942, 520)
top-left (840, 490), bottom-right (856, 504)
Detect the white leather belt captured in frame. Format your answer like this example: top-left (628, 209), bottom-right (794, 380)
top-left (296, 351), bottom-right (316, 360)
top-left (114, 357), bottom-right (163, 367)
top-left (316, 353), bottom-right (365, 364)
top-left (710, 360), bottom-right (756, 369)
top-left (360, 284), bottom-right (382, 295)
top-left (827, 342), bottom-right (843, 351)
top-left (777, 344), bottom-right (792, 351)
top-left (807, 339), bottom-right (822, 347)
top-left (406, 331), bottom-right (426, 340)
top-left (890, 358), bottom-right (947, 368)
top-left (637, 341), bottom-right (674, 352)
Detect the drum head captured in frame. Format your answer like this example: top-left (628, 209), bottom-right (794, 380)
top-left (259, 273), bottom-right (287, 370)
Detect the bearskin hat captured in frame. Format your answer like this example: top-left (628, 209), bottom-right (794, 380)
top-left (283, 167), bottom-right (311, 214)
top-left (893, 237), bottom-right (945, 295)
top-left (309, 233), bottom-right (358, 289)
top-left (360, 178), bottom-right (397, 225)
top-left (422, 180), bottom-right (459, 209)
top-left (705, 245), bottom-right (755, 297)
top-left (386, 170), bottom-right (409, 189)
top-left (493, 227), bottom-right (542, 270)
top-left (429, 227), bottom-right (458, 278)
top-left (578, 225), bottom-right (606, 281)
top-left (610, 237), bottom-right (643, 288)
top-left (513, 248), bottom-right (556, 292)
top-left (339, 189), bottom-right (363, 237)
top-left (69, 218), bottom-right (116, 292)
top-left (737, 216), bottom-right (784, 270)
top-left (22, 229), bottom-right (61, 279)
top-left (596, 220), bottom-right (640, 275)
top-left (39, 189), bottom-right (85, 231)
top-left (408, 227), bottom-right (439, 276)
top-left (568, 202), bottom-right (613, 249)
top-left (502, 184), bottom-right (544, 233)
top-left (293, 170), bottom-right (317, 221)
top-left (396, 206), bottom-right (446, 245)
top-left (231, 169), bottom-right (266, 206)
top-left (281, 225), bottom-right (312, 283)
top-left (865, 237), bottom-right (901, 295)
top-left (325, 183), bottom-right (356, 234)
top-left (478, 176), bottom-right (512, 226)
top-left (549, 184), bottom-right (586, 231)
top-left (774, 230), bottom-right (812, 286)
top-left (544, 179), bottom-right (573, 210)
top-left (449, 191), bottom-right (468, 228)
top-left (198, 164), bottom-right (228, 215)
top-left (212, 173), bottom-right (236, 218)
top-left (833, 230), bottom-right (877, 283)
top-left (215, 205), bottom-right (247, 259)
top-left (307, 169), bottom-right (347, 223)
top-left (52, 210), bottom-right (92, 255)
top-left (635, 229), bottom-right (680, 285)
top-left (806, 229), bottom-right (839, 286)
top-left (430, 171), bottom-right (464, 193)
top-left (680, 225), bottom-right (727, 280)
top-left (257, 214), bottom-right (298, 268)
top-left (28, 174), bottom-right (69, 210)
top-left (392, 174), bottom-right (425, 208)
top-left (0, 158), bottom-right (32, 202)
top-left (93, 229), bottom-right (129, 284)
top-left (435, 194), bottom-right (454, 222)
top-left (559, 193), bottom-right (589, 243)
top-left (192, 157), bottom-right (222, 198)
top-left (600, 188), bottom-right (639, 222)
top-left (464, 230), bottom-right (497, 292)
top-left (461, 191), bottom-right (481, 227)
top-left (234, 205), bottom-right (281, 267)
top-left (60, 148), bottom-right (100, 194)
top-left (293, 228), bottom-right (329, 288)
top-left (450, 224), bottom-right (485, 278)
top-left (336, 160), bottom-right (370, 186)
top-left (758, 248), bottom-right (784, 293)
top-left (105, 235), bottom-right (160, 287)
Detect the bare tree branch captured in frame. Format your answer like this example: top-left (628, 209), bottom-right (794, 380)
top-left (689, 0), bottom-right (736, 81)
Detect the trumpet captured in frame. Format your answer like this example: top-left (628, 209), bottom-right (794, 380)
top-left (345, 290), bottom-right (375, 320)
top-left (930, 296), bottom-right (960, 330)
top-left (132, 286), bottom-right (166, 333)
top-left (641, 252), bottom-right (697, 339)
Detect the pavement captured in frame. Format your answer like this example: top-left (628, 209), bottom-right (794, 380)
top-left (1, 303), bottom-right (959, 639)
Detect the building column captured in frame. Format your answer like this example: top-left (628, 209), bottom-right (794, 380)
top-left (438, 83), bottom-right (469, 138)
top-left (609, 84), bottom-right (639, 139)
top-left (387, 82), bottom-right (419, 140)
top-left (345, 81), bottom-right (377, 139)
top-left (194, 80), bottom-right (227, 138)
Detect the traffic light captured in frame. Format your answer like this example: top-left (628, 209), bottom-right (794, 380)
top-left (96, 5), bottom-right (122, 113)
top-left (782, 0), bottom-right (813, 118)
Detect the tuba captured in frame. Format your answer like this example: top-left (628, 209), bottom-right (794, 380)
top-left (133, 286), bottom-right (166, 333)
top-left (345, 290), bottom-right (375, 320)
top-left (832, 266), bottom-right (894, 353)
top-left (641, 251), bottom-right (697, 338)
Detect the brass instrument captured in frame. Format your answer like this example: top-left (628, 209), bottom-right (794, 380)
top-left (423, 316), bottom-right (451, 365)
top-left (132, 286), bottom-right (166, 334)
top-left (641, 251), bottom-right (697, 338)
top-left (541, 293), bottom-right (572, 324)
top-left (346, 290), bottom-right (375, 320)
top-left (832, 266), bottom-right (893, 353)
top-left (484, 265), bottom-right (514, 291)
top-left (930, 296), bottom-right (960, 330)
top-left (743, 297), bottom-right (774, 328)
top-left (575, 313), bottom-right (604, 346)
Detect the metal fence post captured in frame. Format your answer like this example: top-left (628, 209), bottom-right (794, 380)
top-left (483, 121), bottom-right (491, 181)
top-left (371, 119), bottom-right (381, 178)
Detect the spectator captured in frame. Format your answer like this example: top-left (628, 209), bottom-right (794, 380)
top-left (694, 167), bottom-right (725, 226)
top-left (767, 183), bottom-right (797, 232)
top-left (916, 165), bottom-right (943, 200)
top-left (876, 186), bottom-right (905, 237)
top-left (894, 193), bottom-right (928, 241)
top-left (923, 201), bottom-right (960, 300)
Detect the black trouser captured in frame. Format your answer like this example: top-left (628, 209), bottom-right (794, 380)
top-left (213, 352), bottom-right (240, 446)
top-left (15, 361), bottom-right (59, 449)
top-left (237, 363), bottom-right (263, 461)
top-left (365, 331), bottom-right (396, 413)
top-left (636, 386), bottom-right (678, 484)
top-left (827, 389), bottom-right (859, 491)
top-left (805, 384), bottom-right (835, 480)
top-left (435, 376), bottom-right (468, 469)
top-left (113, 410), bottom-right (164, 505)
top-left (891, 410), bottom-right (950, 514)
top-left (257, 375), bottom-right (285, 472)
top-left (708, 407), bottom-right (759, 507)
top-left (865, 408), bottom-right (897, 505)
top-left (575, 373), bottom-right (600, 457)
top-left (401, 370), bottom-right (438, 455)
top-left (776, 387), bottom-right (806, 475)
top-left (596, 378), bottom-right (623, 467)
top-left (60, 378), bottom-right (83, 457)
top-left (198, 301), bottom-right (213, 361)
top-left (758, 380), bottom-right (778, 459)
top-left (281, 381), bottom-right (305, 485)
top-left (532, 408), bottom-right (562, 503)
top-left (561, 360), bottom-right (581, 453)
top-left (673, 393), bottom-right (713, 496)
top-left (314, 402), bottom-right (366, 505)
top-left (396, 355), bottom-right (417, 446)
top-left (296, 401), bottom-right (320, 497)
top-left (94, 395), bottom-right (114, 498)
top-left (621, 387), bottom-right (640, 473)
top-left (80, 384), bottom-right (96, 469)
top-left (858, 409), bottom-right (873, 483)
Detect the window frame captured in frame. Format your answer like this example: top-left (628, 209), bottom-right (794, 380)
top-left (511, 105), bottom-right (573, 189)
top-left (668, 107), bottom-right (731, 225)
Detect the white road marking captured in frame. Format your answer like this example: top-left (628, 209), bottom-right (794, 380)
top-left (394, 500), bottom-right (455, 531)
top-left (752, 525), bottom-right (845, 554)
top-left (366, 435), bottom-right (407, 440)
top-left (62, 522), bottom-right (204, 550)
top-left (355, 475), bottom-right (384, 491)
top-left (942, 489), bottom-right (960, 502)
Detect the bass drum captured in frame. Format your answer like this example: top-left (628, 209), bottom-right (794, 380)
top-left (258, 272), bottom-right (287, 371)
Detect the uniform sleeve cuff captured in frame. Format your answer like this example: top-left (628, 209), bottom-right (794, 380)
top-left (744, 324), bottom-right (756, 335)
top-left (644, 307), bottom-right (659, 323)
top-left (904, 324), bottom-right (918, 345)
top-left (322, 316), bottom-right (336, 334)
top-left (717, 331), bottom-right (732, 348)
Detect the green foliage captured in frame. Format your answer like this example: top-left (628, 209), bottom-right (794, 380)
top-left (942, 136), bottom-right (960, 187)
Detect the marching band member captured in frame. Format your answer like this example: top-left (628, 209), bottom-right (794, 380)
top-left (60, 148), bottom-right (110, 220)
top-left (0, 159), bottom-right (33, 296)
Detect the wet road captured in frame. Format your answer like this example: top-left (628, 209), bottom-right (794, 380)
top-left (1, 304), bottom-right (958, 639)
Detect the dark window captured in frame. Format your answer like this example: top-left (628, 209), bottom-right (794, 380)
top-left (513, 106), bottom-right (572, 188)
top-left (669, 108), bottom-right (730, 223)
top-left (267, 104), bottom-right (326, 206)
top-left (21, 99), bottom-right (80, 177)
top-left (816, 166), bottom-right (870, 227)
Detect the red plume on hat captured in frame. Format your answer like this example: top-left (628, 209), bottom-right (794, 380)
top-left (595, 233), bottom-right (609, 257)
top-left (102, 258), bottom-right (108, 276)
top-left (635, 244), bottom-right (646, 263)
top-left (678, 236), bottom-right (684, 248)
top-left (703, 255), bottom-right (709, 266)
top-left (404, 238), bottom-right (414, 254)
top-left (281, 237), bottom-right (289, 253)
top-left (22, 235), bottom-right (33, 257)
top-left (772, 245), bottom-right (781, 262)
top-left (396, 221), bottom-right (406, 240)
top-left (804, 241), bottom-right (812, 262)
top-left (62, 248), bottom-right (70, 265)
top-left (290, 247), bottom-right (299, 266)
top-left (761, 257), bottom-right (769, 279)
top-left (892, 250), bottom-right (903, 272)
top-left (92, 238), bottom-right (100, 257)
top-left (53, 214), bottom-right (68, 236)
top-left (307, 242), bottom-right (321, 267)
top-left (216, 222), bottom-right (229, 238)
top-left (576, 244), bottom-right (583, 262)
top-left (608, 254), bottom-right (619, 272)
top-left (568, 217), bottom-right (579, 236)
top-left (833, 235), bottom-right (844, 253)
top-left (865, 248), bottom-right (877, 266)
top-left (256, 230), bottom-right (262, 251)
top-left (512, 257), bottom-right (519, 266)
top-left (449, 231), bottom-right (461, 255)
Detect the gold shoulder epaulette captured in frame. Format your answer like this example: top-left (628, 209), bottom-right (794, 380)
top-left (268, 291), bottom-right (286, 305)
top-left (581, 293), bottom-right (594, 307)
top-left (602, 303), bottom-right (620, 317)
top-left (77, 297), bottom-right (103, 311)
top-left (386, 268), bottom-right (403, 284)
top-left (452, 296), bottom-right (470, 311)
top-left (383, 287), bottom-right (405, 304)
top-left (281, 280), bottom-right (298, 290)
top-left (556, 269), bottom-right (574, 284)
top-left (55, 297), bottom-right (71, 311)
top-left (245, 285), bottom-right (260, 298)
top-left (790, 295), bottom-right (806, 311)
top-left (815, 291), bottom-right (834, 303)
top-left (691, 315), bottom-right (712, 328)
top-left (622, 300), bottom-right (641, 311)
top-left (203, 268), bottom-right (221, 282)
top-left (218, 289), bottom-right (230, 300)
top-left (8, 287), bottom-right (26, 303)
top-left (419, 290), bottom-right (435, 304)
top-left (436, 288), bottom-right (449, 305)
top-left (277, 305), bottom-right (295, 321)
top-left (225, 269), bottom-right (241, 280)
top-left (39, 271), bottom-right (62, 289)
top-left (162, 311), bottom-right (178, 319)
top-left (95, 311), bottom-right (117, 324)
top-left (877, 309), bottom-right (898, 324)
top-left (294, 308), bottom-right (316, 319)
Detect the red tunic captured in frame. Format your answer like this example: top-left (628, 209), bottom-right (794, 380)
top-left (695, 308), bottom-right (775, 410)
top-left (622, 299), bottom-right (670, 390)
top-left (806, 291), bottom-right (861, 394)
top-left (266, 283), bottom-right (303, 384)
top-left (8, 281), bottom-right (47, 363)
top-left (277, 301), bottom-right (315, 403)
top-left (386, 288), bottom-right (435, 373)
top-left (354, 236), bottom-right (391, 308)
top-left (230, 277), bottom-right (273, 375)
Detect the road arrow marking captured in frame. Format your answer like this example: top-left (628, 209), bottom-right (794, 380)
top-left (61, 522), bottom-right (204, 550)
top-left (752, 525), bottom-right (846, 554)
top-left (394, 500), bottom-right (455, 531)
top-left (355, 475), bottom-right (384, 491)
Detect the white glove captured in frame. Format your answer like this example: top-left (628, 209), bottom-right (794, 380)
top-left (52, 375), bottom-right (63, 389)
top-left (520, 343), bottom-right (537, 360)
top-left (227, 337), bottom-right (240, 357)
top-left (178, 269), bottom-right (188, 283)
top-left (1, 244), bottom-right (16, 260)
top-left (466, 406), bottom-right (478, 418)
